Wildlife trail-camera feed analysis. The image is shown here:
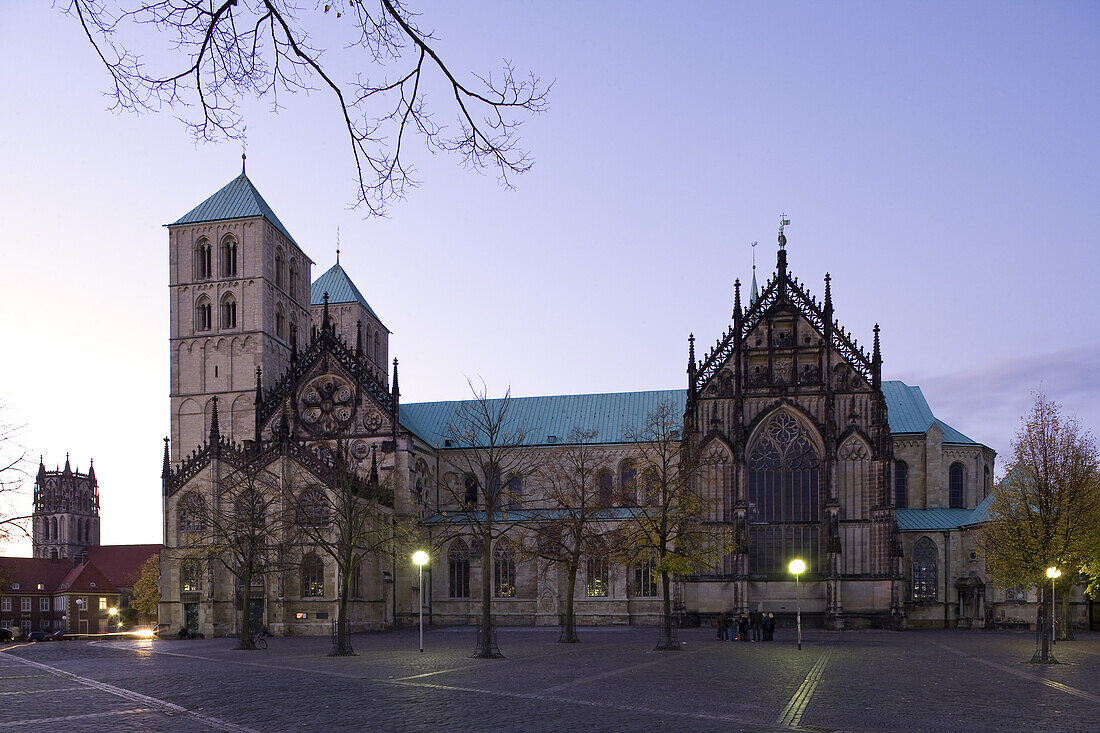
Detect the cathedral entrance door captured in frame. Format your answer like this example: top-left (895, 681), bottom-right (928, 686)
top-left (248, 598), bottom-right (264, 635)
top-left (184, 603), bottom-right (199, 635)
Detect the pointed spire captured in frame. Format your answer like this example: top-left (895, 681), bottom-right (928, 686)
top-left (356, 320), bottom-right (363, 357)
top-left (64, 454), bottom-right (71, 474)
top-left (824, 272), bottom-right (833, 315)
top-left (88, 459), bottom-right (95, 481)
top-left (254, 367), bottom-right (264, 407)
top-left (322, 291), bottom-right (330, 331)
top-left (209, 395), bottom-right (221, 444)
top-left (161, 438), bottom-right (171, 479)
top-left (369, 444), bottom-right (379, 487)
top-left (733, 279), bottom-right (742, 319)
top-left (873, 323), bottom-right (882, 389)
top-left (336, 227), bottom-right (340, 265)
top-left (392, 358), bottom-right (400, 399)
top-left (750, 241), bottom-right (760, 306)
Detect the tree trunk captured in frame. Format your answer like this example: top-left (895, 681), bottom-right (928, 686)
top-left (656, 571), bottom-right (677, 651)
top-left (238, 566), bottom-right (253, 650)
top-left (1033, 586), bottom-right (1053, 663)
top-left (333, 569), bottom-right (353, 656)
top-left (561, 560), bottom-right (579, 643)
top-left (1060, 582), bottom-right (1074, 641)
top-left (474, 537), bottom-right (501, 657)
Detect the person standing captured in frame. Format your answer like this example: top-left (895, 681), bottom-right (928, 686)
top-left (765, 612), bottom-right (776, 641)
top-left (716, 611), bottom-right (730, 641)
top-left (738, 613), bottom-right (750, 642)
top-left (750, 610), bottom-right (762, 642)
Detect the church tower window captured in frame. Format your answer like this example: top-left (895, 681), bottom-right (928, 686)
top-left (221, 237), bottom-right (237, 278)
top-left (275, 249), bottom-right (285, 289)
top-left (196, 297), bottom-right (212, 332)
top-left (747, 412), bottom-right (821, 576)
top-left (912, 537), bottom-right (938, 600)
top-left (949, 463), bottom-right (965, 509)
top-left (220, 293), bottom-right (237, 329)
top-left (894, 461), bottom-right (908, 508)
top-left (196, 240), bottom-right (212, 280)
top-left (275, 304), bottom-right (286, 339)
top-left (288, 259), bottom-right (298, 299)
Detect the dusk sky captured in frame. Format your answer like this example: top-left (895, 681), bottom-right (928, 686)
top-left (1, 1), bottom-right (1097, 553)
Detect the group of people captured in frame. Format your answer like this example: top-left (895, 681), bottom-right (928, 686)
top-left (713, 610), bottom-right (776, 642)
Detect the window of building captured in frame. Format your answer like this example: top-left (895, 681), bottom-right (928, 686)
top-left (912, 537), bottom-right (938, 601)
top-left (1, 598), bottom-right (9, 612)
top-left (196, 240), bottom-right (212, 279)
top-left (747, 413), bottom-right (821, 576)
top-left (598, 470), bottom-right (614, 506)
top-left (894, 461), bottom-right (908, 508)
top-left (177, 493), bottom-right (205, 533)
top-left (620, 460), bottom-right (637, 500)
top-left (275, 249), bottom-right (285, 289)
top-left (21, 598), bottom-right (31, 612)
top-left (41, 619), bottom-right (51, 631)
top-left (1004, 585), bottom-right (1026, 602)
top-left (196, 297), bottom-right (212, 332)
top-left (298, 489), bottom-right (329, 527)
top-left (220, 293), bottom-right (237, 329)
top-left (463, 476), bottom-right (478, 509)
top-left (40, 597), bottom-right (49, 612)
top-left (20, 620), bottom-right (30, 635)
top-left (221, 237), bottom-right (237, 278)
top-left (350, 561), bottom-right (362, 599)
top-left (301, 554), bottom-right (324, 597)
top-left (374, 332), bottom-right (381, 363)
top-left (493, 541), bottom-right (516, 598)
top-left (586, 554), bottom-right (609, 597)
top-left (275, 304), bottom-right (285, 339)
top-left (54, 596), bottom-right (64, 611)
top-left (181, 561), bottom-right (202, 593)
top-left (448, 539), bottom-right (471, 599)
top-left (984, 465), bottom-right (991, 500)
top-left (949, 463), bottom-right (965, 509)
top-left (641, 468), bottom-right (659, 506)
top-left (634, 553), bottom-right (658, 597)
top-left (289, 317), bottom-right (298, 352)
top-left (10, 583), bottom-right (18, 590)
top-left (505, 473), bottom-right (523, 510)
top-left (288, 260), bottom-right (298, 299)
top-left (98, 597), bottom-right (107, 610)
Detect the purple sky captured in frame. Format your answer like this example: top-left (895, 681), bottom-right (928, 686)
top-left (1, 1), bottom-right (1097, 552)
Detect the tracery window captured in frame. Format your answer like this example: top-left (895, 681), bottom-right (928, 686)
top-left (493, 541), bottom-right (516, 598)
top-left (949, 463), bottom-right (965, 509)
top-left (641, 468), bottom-right (659, 506)
top-left (301, 553), bottom-right (324, 597)
top-left (448, 539), bottom-right (471, 598)
top-left (221, 237), bottom-right (237, 278)
top-left (220, 293), bottom-right (237, 329)
top-left (597, 470), bottom-right (614, 506)
top-left (177, 493), bottom-right (205, 533)
top-left (747, 413), bottom-right (821, 576)
top-left (911, 537), bottom-right (937, 600)
top-left (620, 459), bottom-right (637, 500)
top-left (894, 461), bottom-right (909, 509)
top-left (983, 466), bottom-right (991, 500)
top-left (180, 560), bottom-right (202, 592)
top-left (585, 553), bottom-right (609, 597)
top-left (463, 476), bottom-right (478, 509)
top-left (196, 240), bottom-right (212, 279)
top-left (297, 488), bottom-right (329, 527)
top-left (633, 552), bottom-right (658, 597)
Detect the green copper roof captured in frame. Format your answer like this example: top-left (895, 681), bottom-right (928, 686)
top-left (881, 381), bottom-right (978, 445)
top-left (172, 173), bottom-right (298, 246)
top-left (400, 389), bottom-right (688, 448)
top-left (895, 494), bottom-right (994, 531)
top-left (310, 262), bottom-right (387, 330)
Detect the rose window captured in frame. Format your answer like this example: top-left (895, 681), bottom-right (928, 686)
top-left (299, 376), bottom-right (355, 434)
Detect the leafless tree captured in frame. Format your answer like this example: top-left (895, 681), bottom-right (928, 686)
top-left (613, 401), bottom-right (733, 650)
top-left (433, 382), bottom-right (542, 658)
top-left (64, 0), bottom-right (550, 215)
top-left (0, 403), bottom-right (29, 547)
top-left (284, 440), bottom-right (410, 656)
top-left (514, 428), bottom-right (617, 643)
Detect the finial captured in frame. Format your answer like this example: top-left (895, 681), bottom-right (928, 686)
top-left (161, 437), bottom-right (171, 479)
top-left (356, 320), bottom-right (363, 357)
top-left (241, 152), bottom-right (247, 176)
top-left (824, 272), bottom-right (832, 312)
top-left (369, 444), bottom-right (379, 487)
top-left (336, 227), bottom-right (340, 265)
top-left (322, 291), bottom-right (330, 330)
top-left (209, 395), bottom-right (221, 445)
top-left (64, 453), bottom-right (71, 473)
top-left (778, 213), bottom-right (790, 246)
top-left (255, 367), bottom-right (263, 406)
top-left (873, 323), bottom-right (882, 388)
top-left (392, 357), bottom-right (400, 398)
top-left (733, 279), bottom-right (742, 319)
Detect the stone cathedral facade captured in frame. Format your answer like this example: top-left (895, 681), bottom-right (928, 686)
top-left (159, 170), bottom-right (1010, 637)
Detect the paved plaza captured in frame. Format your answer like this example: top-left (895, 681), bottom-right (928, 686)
top-left (1, 626), bottom-right (1098, 732)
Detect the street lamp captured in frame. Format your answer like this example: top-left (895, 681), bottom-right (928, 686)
top-left (789, 559), bottom-right (805, 651)
top-left (1046, 566), bottom-right (1061, 645)
top-left (412, 550), bottom-right (429, 653)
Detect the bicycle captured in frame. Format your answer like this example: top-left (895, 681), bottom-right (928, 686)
top-left (250, 634), bottom-right (267, 649)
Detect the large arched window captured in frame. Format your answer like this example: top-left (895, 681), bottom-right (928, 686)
top-left (912, 537), bottom-right (938, 600)
top-left (894, 461), bottom-right (909, 508)
top-left (493, 541), bottom-right (516, 597)
top-left (196, 296), bottom-right (212, 332)
top-left (195, 239), bottom-right (212, 279)
top-left (220, 293), bottom-right (237, 329)
top-left (221, 237), bottom-right (237, 278)
top-left (448, 539), bottom-right (471, 598)
top-left (597, 469), bottom-right (614, 506)
top-left (747, 412), bottom-right (821, 575)
top-left (620, 459), bottom-right (637, 502)
top-left (275, 249), bottom-right (285, 289)
top-left (463, 476), bottom-right (478, 509)
top-left (301, 553), bottom-right (324, 597)
top-left (949, 463), bottom-right (965, 509)
top-left (297, 488), bottom-right (329, 527)
top-left (504, 473), bottom-right (523, 510)
top-left (180, 560), bottom-right (202, 593)
top-left (585, 552), bottom-right (609, 597)
top-left (633, 551), bottom-right (658, 597)
top-left (177, 493), bottom-right (205, 533)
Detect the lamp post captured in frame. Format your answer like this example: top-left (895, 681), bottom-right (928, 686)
top-left (108, 606), bottom-right (119, 632)
top-left (789, 559), bottom-right (805, 650)
top-left (412, 550), bottom-right (429, 653)
top-left (1046, 566), bottom-right (1061, 645)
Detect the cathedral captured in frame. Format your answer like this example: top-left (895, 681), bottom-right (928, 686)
top-left (159, 168), bottom-right (1029, 638)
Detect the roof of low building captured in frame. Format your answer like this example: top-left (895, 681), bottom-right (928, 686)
top-left (896, 493), bottom-right (995, 531)
top-left (84, 545), bottom-right (160, 589)
top-left (0, 556), bottom-right (120, 595)
top-left (171, 173), bottom-right (298, 246)
top-left (310, 262), bottom-right (387, 330)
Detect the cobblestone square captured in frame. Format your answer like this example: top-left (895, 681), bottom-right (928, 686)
top-left (2, 627), bottom-right (1098, 732)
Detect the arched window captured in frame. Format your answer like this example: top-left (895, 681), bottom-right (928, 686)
top-left (641, 468), bottom-right (659, 506)
top-left (463, 476), bottom-right (478, 509)
top-left (350, 560), bottom-right (362, 599)
top-left (894, 461), bottom-right (909, 508)
top-left (275, 249), bottom-right (285, 289)
top-left (620, 459), bottom-right (637, 501)
top-left (301, 553), bottom-right (324, 597)
top-left (373, 332), bottom-right (381, 363)
top-left (597, 470), bottom-right (614, 506)
top-left (633, 551), bottom-right (658, 597)
top-left (289, 317), bottom-right (298, 352)
top-left (585, 552), bottom-right (609, 597)
top-left (221, 237), bottom-right (237, 278)
top-left (949, 463), bottom-right (965, 509)
top-left (177, 493), bottom-right (205, 533)
top-left (912, 537), bottom-right (938, 600)
top-left (180, 560), bottom-right (202, 593)
top-left (747, 412), bottom-right (821, 576)
top-left (984, 466), bottom-right (991, 500)
top-left (493, 541), bottom-right (516, 597)
top-left (220, 293), bottom-right (237, 329)
top-left (196, 296), bottom-right (212, 332)
top-left (448, 539), bottom-right (471, 598)
top-left (195, 239), bottom-right (212, 279)
top-left (275, 304), bottom-right (285, 339)
top-left (504, 473), bottom-right (523, 510)
top-left (298, 488), bottom-right (329, 527)
top-left (288, 259), bottom-right (298, 298)
top-left (49, 516), bottom-right (57, 541)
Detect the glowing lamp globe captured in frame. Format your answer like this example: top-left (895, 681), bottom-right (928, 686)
top-left (1046, 567), bottom-right (1061, 579)
top-left (789, 559), bottom-right (806, 575)
top-left (412, 550), bottom-right (429, 566)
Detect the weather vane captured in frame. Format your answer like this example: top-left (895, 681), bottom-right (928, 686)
top-left (751, 240), bottom-right (758, 271)
top-left (336, 226), bottom-right (341, 264)
top-left (778, 213), bottom-right (791, 248)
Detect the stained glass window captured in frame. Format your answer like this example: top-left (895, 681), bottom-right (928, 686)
top-left (448, 539), bottom-right (470, 598)
top-left (912, 537), bottom-right (937, 600)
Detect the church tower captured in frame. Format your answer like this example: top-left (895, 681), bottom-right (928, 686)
top-left (168, 159), bottom-right (314, 457)
top-left (32, 455), bottom-right (100, 560)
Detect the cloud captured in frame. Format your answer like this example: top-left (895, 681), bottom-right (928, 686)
top-left (893, 343), bottom-right (1100, 466)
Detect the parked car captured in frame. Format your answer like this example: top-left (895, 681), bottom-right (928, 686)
top-left (27, 631), bottom-right (47, 642)
top-left (45, 630), bottom-right (66, 641)
top-left (0, 628), bottom-right (13, 642)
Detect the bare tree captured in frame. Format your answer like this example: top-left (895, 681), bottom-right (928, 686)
top-left (434, 382), bottom-right (541, 658)
top-left (514, 428), bottom-right (616, 643)
top-left (65, 0), bottom-right (550, 215)
top-left (613, 401), bottom-right (733, 650)
top-left (980, 393), bottom-right (1100, 661)
top-left (193, 456), bottom-right (290, 649)
top-left (284, 441), bottom-right (409, 656)
top-left (0, 403), bottom-right (29, 547)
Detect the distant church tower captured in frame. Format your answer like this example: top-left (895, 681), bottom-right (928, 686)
top-left (168, 157), bottom-right (315, 457)
top-left (32, 455), bottom-right (100, 560)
